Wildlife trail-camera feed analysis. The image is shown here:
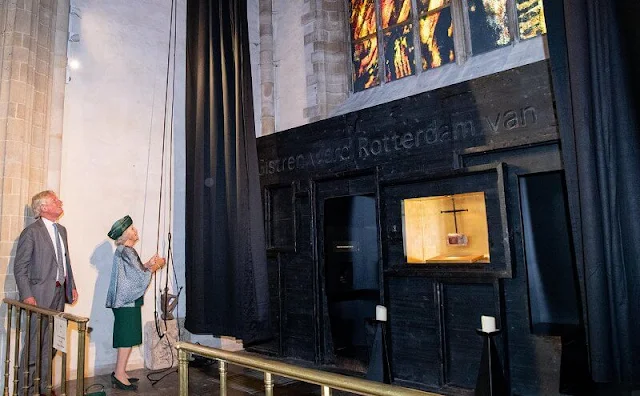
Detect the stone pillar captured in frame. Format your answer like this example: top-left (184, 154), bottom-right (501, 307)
top-left (0, 0), bottom-right (69, 299)
top-left (259, 0), bottom-right (275, 135)
top-left (46, 0), bottom-right (69, 191)
top-left (301, 0), bottom-right (348, 122)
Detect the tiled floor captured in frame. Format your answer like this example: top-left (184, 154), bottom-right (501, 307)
top-left (67, 363), bottom-right (354, 396)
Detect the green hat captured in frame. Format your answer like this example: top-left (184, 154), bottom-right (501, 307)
top-left (107, 215), bottom-right (133, 240)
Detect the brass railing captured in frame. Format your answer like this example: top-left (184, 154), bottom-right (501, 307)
top-left (2, 298), bottom-right (89, 396)
top-left (176, 341), bottom-right (442, 396)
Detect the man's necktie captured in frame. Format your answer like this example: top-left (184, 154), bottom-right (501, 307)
top-left (54, 223), bottom-right (73, 303)
top-left (53, 223), bottom-right (64, 282)
top-left (53, 223), bottom-right (73, 304)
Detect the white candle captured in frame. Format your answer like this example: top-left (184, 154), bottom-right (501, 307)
top-left (481, 315), bottom-right (496, 332)
top-left (376, 305), bottom-right (387, 322)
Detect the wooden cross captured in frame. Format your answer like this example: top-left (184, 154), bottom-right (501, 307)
top-left (440, 196), bottom-right (468, 233)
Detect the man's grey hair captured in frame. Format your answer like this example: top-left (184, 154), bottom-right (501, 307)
top-left (114, 230), bottom-right (130, 246)
top-left (31, 190), bottom-right (55, 218)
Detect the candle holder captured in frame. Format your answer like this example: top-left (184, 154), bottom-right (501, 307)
top-left (366, 318), bottom-right (391, 384)
top-left (475, 329), bottom-right (507, 396)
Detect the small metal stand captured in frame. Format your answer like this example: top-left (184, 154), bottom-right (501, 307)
top-left (366, 319), bottom-right (391, 384)
top-left (475, 329), bottom-right (507, 396)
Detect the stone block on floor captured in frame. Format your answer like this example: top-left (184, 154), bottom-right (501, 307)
top-left (143, 319), bottom-right (182, 370)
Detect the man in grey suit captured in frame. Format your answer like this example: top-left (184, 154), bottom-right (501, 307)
top-left (14, 190), bottom-right (78, 395)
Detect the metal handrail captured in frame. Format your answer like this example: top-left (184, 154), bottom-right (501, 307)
top-left (2, 298), bottom-right (89, 396)
top-left (176, 341), bottom-right (442, 396)
top-left (3, 299), bottom-right (89, 323)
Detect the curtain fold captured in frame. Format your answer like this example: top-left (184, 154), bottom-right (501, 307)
top-left (185, 0), bottom-right (270, 343)
top-left (546, 0), bottom-right (640, 386)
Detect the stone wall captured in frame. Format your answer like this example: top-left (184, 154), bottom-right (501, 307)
top-left (300, 0), bottom-right (348, 123)
top-left (256, 0), bottom-right (349, 134)
top-left (0, 0), bottom-right (69, 300)
top-left (0, 0), bottom-right (68, 385)
top-left (58, 0), bottom-right (186, 376)
top-left (258, 0), bottom-right (274, 135)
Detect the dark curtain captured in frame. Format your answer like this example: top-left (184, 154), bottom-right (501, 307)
top-left (545, 0), bottom-right (640, 386)
top-left (185, 0), bottom-right (270, 343)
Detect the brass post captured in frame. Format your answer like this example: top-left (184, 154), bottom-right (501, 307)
top-left (264, 372), bottom-right (274, 396)
top-left (76, 321), bottom-right (86, 396)
top-left (322, 385), bottom-right (332, 396)
top-left (1, 300), bottom-right (91, 396)
top-left (60, 352), bottom-right (66, 396)
top-left (12, 308), bottom-right (22, 396)
top-left (34, 314), bottom-right (42, 396)
top-left (3, 304), bottom-right (13, 396)
top-left (22, 313), bottom-right (31, 396)
top-left (219, 360), bottom-right (227, 396)
top-left (46, 315), bottom-right (54, 396)
top-left (178, 347), bottom-right (189, 396)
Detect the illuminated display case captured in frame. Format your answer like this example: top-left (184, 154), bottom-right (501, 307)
top-left (402, 192), bottom-right (490, 264)
top-left (382, 163), bottom-right (512, 277)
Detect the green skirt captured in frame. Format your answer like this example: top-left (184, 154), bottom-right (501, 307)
top-left (112, 297), bottom-right (143, 348)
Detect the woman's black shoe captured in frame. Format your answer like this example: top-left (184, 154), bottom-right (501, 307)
top-left (111, 373), bottom-right (137, 391)
top-left (111, 372), bottom-right (139, 383)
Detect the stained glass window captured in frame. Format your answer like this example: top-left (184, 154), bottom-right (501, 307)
top-left (419, 3), bottom-right (455, 70)
top-left (417, 0), bottom-right (449, 14)
top-left (350, 0), bottom-right (377, 40)
top-left (380, 0), bottom-right (412, 29)
top-left (351, 0), bottom-right (380, 92)
top-left (379, 0), bottom-right (415, 82)
top-left (353, 38), bottom-right (380, 91)
top-left (467, 0), bottom-right (512, 55)
top-left (384, 24), bottom-right (415, 81)
top-left (349, 0), bottom-right (545, 92)
top-left (516, 0), bottom-right (546, 40)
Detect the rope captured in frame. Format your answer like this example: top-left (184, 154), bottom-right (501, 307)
top-left (146, 0), bottom-right (185, 386)
top-left (153, 0), bottom-right (177, 341)
top-left (148, 0), bottom-right (187, 383)
top-left (162, 0), bottom-right (179, 335)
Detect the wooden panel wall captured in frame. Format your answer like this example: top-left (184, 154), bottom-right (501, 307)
top-left (254, 61), bottom-right (570, 395)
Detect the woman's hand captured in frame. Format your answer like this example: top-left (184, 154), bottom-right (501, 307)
top-left (144, 254), bottom-right (159, 269)
top-left (145, 254), bottom-right (166, 272)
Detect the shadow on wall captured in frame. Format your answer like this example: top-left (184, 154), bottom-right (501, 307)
top-left (88, 241), bottom-right (115, 373)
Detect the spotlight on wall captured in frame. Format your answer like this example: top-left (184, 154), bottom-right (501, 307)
top-left (68, 58), bottom-right (81, 70)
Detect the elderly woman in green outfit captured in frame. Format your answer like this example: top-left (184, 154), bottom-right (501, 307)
top-left (106, 215), bottom-right (165, 391)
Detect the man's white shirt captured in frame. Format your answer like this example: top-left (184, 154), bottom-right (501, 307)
top-left (42, 217), bottom-right (67, 281)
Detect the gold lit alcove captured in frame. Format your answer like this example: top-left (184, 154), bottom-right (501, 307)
top-left (402, 192), bottom-right (490, 264)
